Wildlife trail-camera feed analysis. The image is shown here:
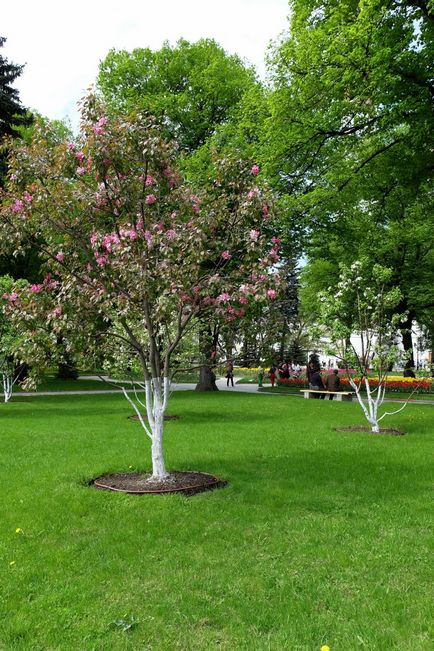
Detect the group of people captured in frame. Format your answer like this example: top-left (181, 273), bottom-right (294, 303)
top-left (262, 360), bottom-right (302, 387)
top-left (307, 363), bottom-right (341, 399)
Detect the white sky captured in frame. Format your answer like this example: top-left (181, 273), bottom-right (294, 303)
top-left (2, 0), bottom-right (290, 131)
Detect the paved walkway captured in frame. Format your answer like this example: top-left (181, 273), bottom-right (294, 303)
top-left (13, 376), bottom-right (434, 404)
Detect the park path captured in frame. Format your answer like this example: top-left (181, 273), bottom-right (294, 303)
top-left (13, 376), bottom-right (434, 404)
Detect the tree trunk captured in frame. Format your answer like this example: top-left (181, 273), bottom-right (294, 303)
top-left (151, 410), bottom-right (168, 479)
top-left (195, 365), bottom-right (218, 391)
top-left (400, 315), bottom-right (415, 370)
top-left (195, 324), bottom-right (219, 391)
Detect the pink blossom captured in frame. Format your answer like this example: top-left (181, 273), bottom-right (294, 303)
top-left (239, 284), bottom-right (249, 294)
top-left (75, 151), bottom-right (85, 162)
top-left (170, 211), bottom-right (177, 220)
top-left (23, 191), bottom-right (33, 203)
top-left (202, 296), bottom-right (215, 306)
top-left (227, 306), bottom-right (236, 315)
top-left (166, 229), bottom-right (177, 240)
top-left (271, 236), bottom-right (281, 245)
top-left (9, 292), bottom-right (18, 302)
top-left (77, 167), bottom-right (86, 176)
top-left (128, 230), bottom-right (138, 241)
top-left (95, 254), bottom-right (108, 267)
top-left (67, 143), bottom-right (75, 151)
top-left (217, 293), bottom-right (231, 303)
top-left (145, 194), bottom-right (157, 205)
top-left (259, 274), bottom-right (267, 282)
top-left (102, 233), bottom-right (119, 251)
top-left (30, 284), bottom-right (43, 293)
top-left (52, 306), bottom-right (62, 317)
top-left (220, 251), bottom-right (232, 260)
top-left (262, 203), bottom-right (269, 217)
top-left (192, 203), bottom-right (200, 213)
top-left (144, 230), bottom-right (153, 244)
top-left (239, 296), bottom-right (248, 305)
top-left (11, 199), bottom-right (24, 213)
top-left (145, 175), bottom-right (155, 187)
top-left (92, 117), bottom-right (108, 135)
top-left (251, 164), bottom-right (260, 175)
top-left (249, 229), bottom-right (260, 241)
top-left (236, 308), bottom-right (246, 317)
top-left (247, 188), bottom-right (259, 200)
top-left (55, 252), bottom-right (65, 262)
top-left (90, 232), bottom-right (99, 246)
top-left (267, 289), bottom-right (277, 300)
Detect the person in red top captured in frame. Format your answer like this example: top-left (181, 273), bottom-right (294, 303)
top-left (268, 364), bottom-right (277, 387)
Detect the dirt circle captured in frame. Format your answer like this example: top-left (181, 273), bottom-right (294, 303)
top-left (334, 426), bottom-right (405, 436)
top-left (127, 414), bottom-right (179, 421)
top-left (92, 470), bottom-right (226, 495)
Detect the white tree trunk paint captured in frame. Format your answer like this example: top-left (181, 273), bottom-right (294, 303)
top-left (349, 377), bottom-right (382, 433)
top-left (122, 376), bottom-right (171, 479)
top-left (2, 372), bottom-right (12, 403)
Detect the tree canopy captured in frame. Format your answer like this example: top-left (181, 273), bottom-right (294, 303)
top-left (98, 38), bottom-right (258, 152)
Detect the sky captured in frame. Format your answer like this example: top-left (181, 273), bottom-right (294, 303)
top-left (2, 0), bottom-right (290, 131)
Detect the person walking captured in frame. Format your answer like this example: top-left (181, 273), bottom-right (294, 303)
top-left (268, 364), bottom-right (277, 388)
top-left (226, 361), bottom-right (234, 387)
top-left (257, 365), bottom-right (264, 388)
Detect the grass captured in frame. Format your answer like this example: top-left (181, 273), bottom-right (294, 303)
top-left (13, 372), bottom-right (200, 394)
top-left (0, 392), bottom-right (433, 650)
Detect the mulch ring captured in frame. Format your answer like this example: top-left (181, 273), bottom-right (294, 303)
top-left (91, 470), bottom-right (226, 496)
top-left (333, 426), bottom-right (405, 436)
top-left (127, 414), bottom-right (179, 421)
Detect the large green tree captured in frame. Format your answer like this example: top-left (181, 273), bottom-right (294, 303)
top-left (98, 38), bottom-right (257, 153)
top-left (266, 0), bottom-right (434, 366)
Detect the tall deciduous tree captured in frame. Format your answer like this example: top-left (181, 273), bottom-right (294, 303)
top-left (266, 0), bottom-right (434, 364)
top-left (0, 97), bottom-right (283, 479)
top-left (98, 38), bottom-right (257, 152)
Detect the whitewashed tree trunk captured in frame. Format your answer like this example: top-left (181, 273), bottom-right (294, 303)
top-left (2, 372), bottom-right (13, 403)
top-left (349, 377), bottom-right (382, 433)
top-left (121, 375), bottom-right (171, 479)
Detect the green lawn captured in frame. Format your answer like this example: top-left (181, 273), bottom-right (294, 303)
top-left (13, 372), bottom-right (199, 394)
top-left (0, 392), bottom-right (433, 650)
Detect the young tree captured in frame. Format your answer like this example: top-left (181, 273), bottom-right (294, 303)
top-left (317, 260), bottom-right (407, 433)
top-left (0, 97), bottom-right (283, 479)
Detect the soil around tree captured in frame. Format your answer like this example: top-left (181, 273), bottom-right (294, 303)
top-left (91, 470), bottom-right (226, 495)
top-left (127, 414), bottom-right (179, 421)
top-left (333, 426), bottom-right (405, 436)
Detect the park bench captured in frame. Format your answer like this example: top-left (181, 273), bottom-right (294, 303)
top-left (300, 389), bottom-right (354, 401)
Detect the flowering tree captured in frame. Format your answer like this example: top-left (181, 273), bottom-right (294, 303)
top-left (317, 260), bottom-right (407, 433)
top-left (0, 275), bottom-right (28, 402)
top-left (0, 96), bottom-right (283, 478)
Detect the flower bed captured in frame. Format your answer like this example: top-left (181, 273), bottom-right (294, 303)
top-left (277, 376), bottom-right (434, 393)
